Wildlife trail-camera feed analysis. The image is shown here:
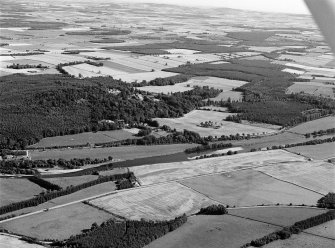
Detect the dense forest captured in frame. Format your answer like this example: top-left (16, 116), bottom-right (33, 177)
top-left (56, 215), bottom-right (187, 248)
top-left (0, 74), bottom-right (219, 149)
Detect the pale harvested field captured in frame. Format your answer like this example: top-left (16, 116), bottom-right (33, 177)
top-left (0, 178), bottom-right (43, 206)
top-left (131, 150), bottom-right (306, 185)
top-left (30, 144), bottom-right (197, 161)
top-left (115, 71), bottom-right (179, 83)
top-left (28, 53), bottom-right (88, 65)
top-left (145, 215), bottom-right (280, 248)
top-left (285, 62), bottom-right (335, 76)
top-left (210, 91), bottom-right (243, 101)
top-left (89, 182), bottom-right (216, 220)
top-left (282, 68), bottom-right (305, 75)
top-left (137, 76), bottom-right (247, 93)
top-left (0, 235), bottom-right (45, 248)
top-left (29, 130), bottom-right (138, 148)
top-left (286, 82), bottom-right (334, 99)
top-left (277, 55), bottom-right (334, 67)
top-left (288, 116), bottom-right (335, 134)
top-left (45, 175), bottom-right (99, 188)
top-left (255, 160), bottom-right (335, 195)
top-left (263, 233), bottom-right (335, 248)
top-left (181, 170), bottom-right (321, 206)
top-left (287, 142), bottom-right (335, 160)
top-left (305, 220), bottom-right (335, 239)
top-left (229, 207), bottom-right (327, 227)
top-left (154, 110), bottom-right (279, 137)
top-left (0, 203), bottom-right (112, 240)
top-left (165, 49), bottom-right (200, 54)
top-left (158, 53), bottom-right (222, 65)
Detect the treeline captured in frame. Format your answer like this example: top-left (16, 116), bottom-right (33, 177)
top-left (28, 176), bottom-right (61, 191)
top-left (305, 128), bottom-right (335, 138)
top-left (0, 157), bottom-right (113, 175)
top-left (116, 178), bottom-right (135, 190)
top-left (7, 63), bottom-right (48, 69)
top-left (197, 204), bottom-right (228, 215)
top-left (134, 74), bottom-right (191, 87)
top-left (0, 172), bottom-right (133, 215)
top-left (55, 215), bottom-right (187, 248)
top-left (194, 149), bottom-right (238, 160)
top-left (242, 210), bottom-right (335, 247)
top-left (317, 193), bottom-right (335, 209)
top-left (185, 142), bottom-right (233, 154)
top-left (56, 60), bottom-right (103, 75)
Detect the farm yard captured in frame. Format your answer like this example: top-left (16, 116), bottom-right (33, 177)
top-left (29, 130), bottom-right (140, 148)
top-left (0, 178), bottom-right (43, 206)
top-left (0, 203), bottom-right (113, 240)
top-left (89, 182), bottom-right (216, 220)
top-left (180, 170), bottom-right (322, 206)
top-left (287, 142), bottom-right (335, 160)
top-left (30, 144), bottom-right (197, 161)
top-left (154, 110), bottom-right (280, 137)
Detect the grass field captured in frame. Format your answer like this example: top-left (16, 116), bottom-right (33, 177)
top-left (154, 110), bottom-right (279, 137)
top-left (180, 170), bottom-right (321, 206)
top-left (263, 233), bottom-right (334, 248)
top-left (145, 215), bottom-right (280, 248)
top-left (255, 160), bottom-right (335, 195)
top-left (305, 220), bottom-right (335, 239)
top-left (131, 150), bottom-right (306, 185)
top-left (29, 130), bottom-right (139, 148)
top-left (286, 82), bottom-right (335, 99)
top-left (228, 207), bottom-right (327, 227)
top-left (288, 116), bottom-right (335, 134)
top-left (0, 234), bottom-right (45, 248)
top-left (209, 90), bottom-right (243, 102)
top-left (287, 142), bottom-right (335, 160)
top-left (89, 182), bottom-right (216, 220)
top-left (0, 178), bottom-right (43, 206)
top-left (30, 144), bottom-right (197, 161)
top-left (0, 203), bottom-right (112, 240)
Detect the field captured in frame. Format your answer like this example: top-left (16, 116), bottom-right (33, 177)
top-left (286, 81), bottom-right (335, 99)
top-left (263, 233), bottom-right (334, 248)
top-left (145, 215), bottom-right (280, 248)
top-left (29, 130), bottom-right (139, 148)
top-left (137, 76), bottom-right (248, 94)
top-left (30, 144), bottom-right (197, 161)
top-left (305, 220), bottom-right (335, 239)
top-left (209, 90), bottom-right (243, 101)
top-left (0, 178), bottom-right (43, 206)
top-left (228, 207), bottom-right (327, 227)
top-left (89, 182), bottom-right (216, 220)
top-left (255, 160), bottom-right (335, 195)
top-left (180, 170), bottom-right (321, 206)
top-left (130, 150), bottom-right (306, 185)
top-left (154, 110), bottom-right (280, 137)
top-left (0, 234), bottom-right (45, 248)
top-left (287, 142), bottom-right (335, 160)
top-left (288, 116), bottom-right (335, 134)
top-left (0, 203), bottom-right (112, 240)
top-left (45, 175), bottom-right (99, 188)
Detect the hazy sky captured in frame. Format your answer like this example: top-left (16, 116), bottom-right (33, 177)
top-left (120, 0), bottom-right (310, 14)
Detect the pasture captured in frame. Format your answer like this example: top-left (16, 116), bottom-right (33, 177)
top-left (305, 220), bottom-right (335, 239)
top-left (287, 142), bottom-right (335, 160)
top-left (154, 110), bottom-right (279, 137)
top-left (145, 215), bottom-right (280, 248)
top-left (180, 170), bottom-right (321, 206)
top-left (0, 203), bottom-right (112, 240)
top-left (255, 160), bottom-right (335, 195)
top-left (30, 144), bottom-right (197, 161)
top-left (210, 91), bottom-right (243, 101)
top-left (0, 234), bottom-right (45, 248)
top-left (0, 178), bottom-right (43, 206)
top-left (89, 182), bottom-right (216, 220)
top-left (131, 150), bottom-right (306, 185)
top-left (29, 130), bottom-right (139, 148)
top-left (288, 116), bottom-right (335, 134)
top-left (45, 175), bottom-right (99, 188)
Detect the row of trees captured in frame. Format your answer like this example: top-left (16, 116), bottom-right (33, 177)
top-left (194, 149), bottom-right (238, 160)
top-left (242, 210), bottom-right (335, 247)
top-left (305, 128), bottom-right (335, 138)
top-left (7, 63), bottom-right (48, 69)
top-left (56, 215), bottom-right (187, 248)
top-left (197, 204), bottom-right (228, 215)
top-left (28, 176), bottom-right (61, 191)
top-left (184, 142), bottom-right (233, 154)
top-left (0, 172), bottom-right (133, 215)
top-left (133, 74), bottom-right (191, 87)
